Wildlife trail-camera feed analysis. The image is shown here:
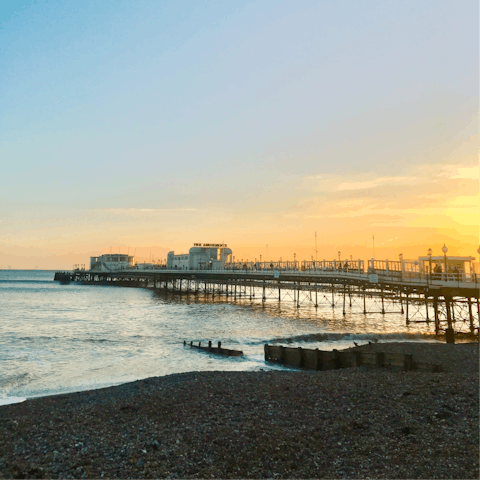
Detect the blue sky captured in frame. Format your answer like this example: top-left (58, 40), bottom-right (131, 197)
top-left (0, 0), bottom-right (478, 268)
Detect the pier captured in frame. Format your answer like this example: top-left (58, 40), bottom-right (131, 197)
top-left (55, 258), bottom-right (480, 340)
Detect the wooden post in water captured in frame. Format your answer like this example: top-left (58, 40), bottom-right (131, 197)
top-left (468, 297), bottom-right (474, 334)
top-left (445, 295), bottom-right (455, 344)
top-left (477, 297), bottom-right (480, 327)
top-left (405, 293), bottom-right (409, 324)
top-left (433, 296), bottom-right (440, 334)
top-left (342, 284), bottom-right (346, 315)
top-left (425, 294), bottom-right (430, 322)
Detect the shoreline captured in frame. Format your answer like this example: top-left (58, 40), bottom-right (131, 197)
top-left (2, 337), bottom-right (476, 407)
top-left (0, 342), bottom-right (478, 479)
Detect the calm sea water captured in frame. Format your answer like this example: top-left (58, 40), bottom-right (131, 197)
top-left (0, 270), bottom-right (439, 405)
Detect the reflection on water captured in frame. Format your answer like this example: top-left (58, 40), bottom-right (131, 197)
top-left (0, 270), bottom-right (440, 403)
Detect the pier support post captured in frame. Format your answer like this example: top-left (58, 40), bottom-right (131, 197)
top-left (433, 296), bottom-right (439, 334)
top-left (425, 294), bottom-right (430, 322)
top-left (405, 293), bottom-right (409, 324)
top-left (342, 284), bottom-right (346, 315)
top-left (468, 297), bottom-right (474, 334)
top-left (445, 295), bottom-right (455, 343)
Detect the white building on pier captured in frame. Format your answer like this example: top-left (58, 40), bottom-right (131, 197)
top-left (90, 254), bottom-right (135, 271)
top-left (167, 243), bottom-right (232, 270)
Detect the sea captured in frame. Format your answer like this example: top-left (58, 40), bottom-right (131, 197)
top-left (0, 270), bottom-right (441, 406)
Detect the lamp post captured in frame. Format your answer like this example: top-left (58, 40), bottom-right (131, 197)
top-left (338, 251), bottom-right (341, 262)
top-left (442, 244), bottom-right (448, 280)
top-left (427, 248), bottom-right (432, 284)
top-left (293, 253), bottom-right (296, 270)
top-left (477, 245), bottom-right (480, 276)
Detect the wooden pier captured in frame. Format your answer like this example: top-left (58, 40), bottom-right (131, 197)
top-left (54, 263), bottom-right (480, 341)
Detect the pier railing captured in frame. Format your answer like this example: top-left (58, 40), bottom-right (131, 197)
top-left (79, 259), bottom-right (479, 288)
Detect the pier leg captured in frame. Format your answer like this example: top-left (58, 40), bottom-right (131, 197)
top-left (363, 289), bottom-right (367, 314)
top-left (405, 294), bottom-right (409, 324)
top-left (425, 294), bottom-right (430, 322)
top-left (297, 282), bottom-right (300, 308)
top-left (342, 284), bottom-right (346, 315)
top-left (399, 291), bottom-right (404, 314)
top-left (315, 287), bottom-right (318, 308)
top-left (262, 281), bottom-right (266, 301)
top-left (332, 285), bottom-right (335, 308)
top-left (433, 296), bottom-right (440, 334)
top-left (381, 288), bottom-right (385, 315)
top-left (468, 297), bottom-right (474, 334)
top-left (445, 295), bottom-right (454, 343)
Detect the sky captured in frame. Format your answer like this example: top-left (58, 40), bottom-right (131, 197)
top-left (1, 0), bottom-right (478, 269)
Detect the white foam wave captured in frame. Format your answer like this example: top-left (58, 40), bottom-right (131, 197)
top-left (0, 396), bottom-right (26, 406)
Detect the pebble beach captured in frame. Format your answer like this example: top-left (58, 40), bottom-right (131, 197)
top-left (0, 342), bottom-right (478, 479)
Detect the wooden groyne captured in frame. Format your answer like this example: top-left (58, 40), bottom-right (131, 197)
top-left (184, 340), bottom-right (243, 357)
top-left (264, 344), bottom-right (442, 372)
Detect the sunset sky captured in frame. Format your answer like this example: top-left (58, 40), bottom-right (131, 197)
top-left (1, 0), bottom-right (478, 269)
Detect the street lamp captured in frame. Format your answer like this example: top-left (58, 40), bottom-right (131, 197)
top-left (442, 244), bottom-right (448, 278)
top-left (477, 246), bottom-right (480, 274)
top-left (338, 251), bottom-right (341, 262)
top-left (427, 248), bottom-right (432, 279)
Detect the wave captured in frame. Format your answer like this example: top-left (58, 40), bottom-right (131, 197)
top-left (0, 280), bottom-right (54, 285)
top-left (253, 331), bottom-right (437, 345)
top-left (0, 396), bottom-right (26, 406)
top-left (0, 372), bottom-right (36, 390)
